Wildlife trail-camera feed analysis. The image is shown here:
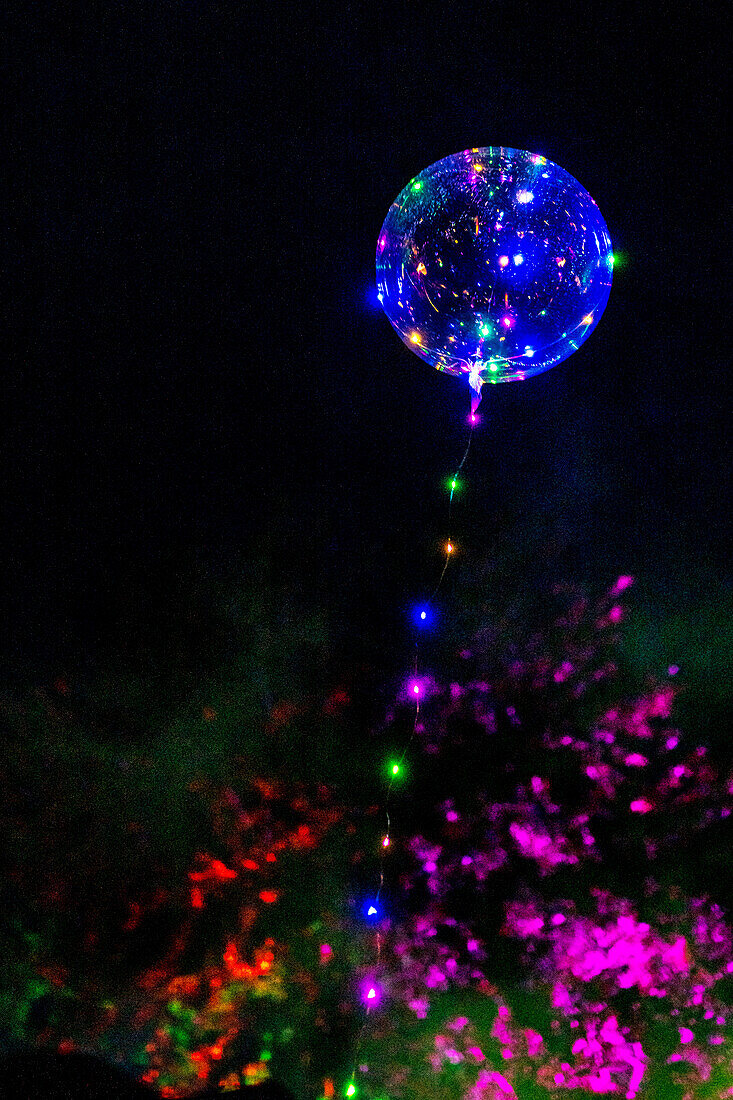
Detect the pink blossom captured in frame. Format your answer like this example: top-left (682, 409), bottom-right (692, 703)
top-left (624, 753), bottom-right (647, 767)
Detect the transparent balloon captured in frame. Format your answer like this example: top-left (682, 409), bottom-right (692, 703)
top-left (376, 147), bottom-right (613, 410)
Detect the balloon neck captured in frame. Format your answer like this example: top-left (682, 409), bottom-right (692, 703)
top-left (468, 367), bottom-right (484, 415)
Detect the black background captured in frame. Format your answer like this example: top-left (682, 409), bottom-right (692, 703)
top-left (3, 3), bottom-right (729, 690)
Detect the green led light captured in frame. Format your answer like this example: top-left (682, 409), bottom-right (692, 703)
top-left (411, 181), bottom-right (423, 192)
top-left (387, 757), bottom-right (409, 782)
top-left (489, 363), bottom-right (498, 373)
top-left (260, 1050), bottom-right (272, 1061)
top-left (346, 1086), bottom-right (357, 1098)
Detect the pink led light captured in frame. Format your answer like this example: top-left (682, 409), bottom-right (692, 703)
top-left (408, 678), bottom-right (423, 698)
top-left (361, 979), bottom-right (382, 1006)
top-left (668, 664), bottom-right (679, 675)
top-left (630, 798), bottom-right (653, 813)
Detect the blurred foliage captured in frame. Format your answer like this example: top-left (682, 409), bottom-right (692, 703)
top-left (1, 544), bottom-right (731, 1095)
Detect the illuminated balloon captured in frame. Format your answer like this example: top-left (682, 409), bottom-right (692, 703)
top-left (376, 147), bottom-right (613, 410)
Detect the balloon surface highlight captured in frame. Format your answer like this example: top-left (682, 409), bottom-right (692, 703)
top-left (376, 147), bottom-right (612, 408)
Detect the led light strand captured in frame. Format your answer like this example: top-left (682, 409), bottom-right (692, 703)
top-left (344, 414), bottom-right (476, 1098)
top-left (428, 423), bottom-right (474, 604)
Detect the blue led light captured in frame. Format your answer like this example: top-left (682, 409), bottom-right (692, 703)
top-left (411, 603), bottom-right (436, 630)
top-left (366, 285), bottom-right (384, 309)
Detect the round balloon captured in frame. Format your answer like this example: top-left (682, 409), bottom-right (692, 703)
top-left (376, 147), bottom-right (612, 406)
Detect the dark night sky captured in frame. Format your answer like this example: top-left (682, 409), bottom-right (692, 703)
top-left (3, 4), bottom-right (730, 685)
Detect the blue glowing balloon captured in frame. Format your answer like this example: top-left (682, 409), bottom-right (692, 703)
top-left (376, 147), bottom-right (612, 409)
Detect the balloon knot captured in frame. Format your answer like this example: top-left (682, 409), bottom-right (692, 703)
top-left (468, 366), bottom-right (484, 414)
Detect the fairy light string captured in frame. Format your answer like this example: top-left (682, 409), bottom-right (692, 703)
top-left (429, 421), bottom-right (474, 603)
top-left (343, 410), bottom-right (477, 1099)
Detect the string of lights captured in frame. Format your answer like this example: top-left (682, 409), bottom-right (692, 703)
top-left (342, 407), bottom-right (478, 1100)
